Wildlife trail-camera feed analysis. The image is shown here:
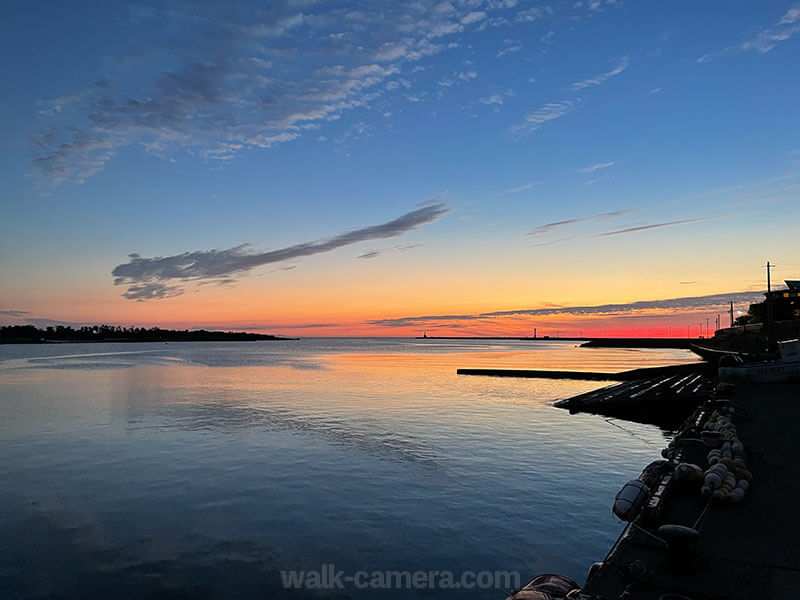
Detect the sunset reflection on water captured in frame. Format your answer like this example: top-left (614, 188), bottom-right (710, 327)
top-left (0, 340), bottom-right (691, 599)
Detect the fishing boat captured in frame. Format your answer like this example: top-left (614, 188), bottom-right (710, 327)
top-left (690, 343), bottom-right (747, 363)
top-left (719, 338), bottom-right (800, 383)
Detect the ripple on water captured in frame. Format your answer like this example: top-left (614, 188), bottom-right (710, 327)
top-left (0, 340), bottom-right (679, 598)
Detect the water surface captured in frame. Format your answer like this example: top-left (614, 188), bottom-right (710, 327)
top-left (0, 339), bottom-right (694, 599)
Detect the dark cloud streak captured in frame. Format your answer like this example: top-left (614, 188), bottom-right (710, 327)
top-left (596, 215), bottom-right (732, 236)
top-left (0, 310), bottom-right (32, 317)
top-left (113, 203), bottom-right (449, 300)
top-left (367, 291), bottom-right (764, 327)
top-left (527, 210), bottom-right (631, 237)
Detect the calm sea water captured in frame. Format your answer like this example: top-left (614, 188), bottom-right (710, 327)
top-left (0, 339), bottom-right (695, 599)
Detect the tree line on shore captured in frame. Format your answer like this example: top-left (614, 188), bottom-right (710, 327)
top-left (0, 324), bottom-right (289, 343)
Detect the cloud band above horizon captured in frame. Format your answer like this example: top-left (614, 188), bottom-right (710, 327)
top-left (366, 290), bottom-right (765, 327)
top-left (113, 202), bottom-right (449, 300)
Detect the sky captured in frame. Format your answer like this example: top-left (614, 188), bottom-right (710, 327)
top-left (1, 0), bottom-right (799, 337)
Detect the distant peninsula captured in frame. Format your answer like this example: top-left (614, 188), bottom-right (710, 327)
top-left (0, 325), bottom-right (296, 344)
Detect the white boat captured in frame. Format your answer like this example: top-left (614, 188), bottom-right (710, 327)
top-left (719, 339), bottom-right (800, 383)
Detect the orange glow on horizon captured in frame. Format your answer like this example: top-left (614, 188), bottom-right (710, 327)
top-left (18, 307), bottom-right (733, 339)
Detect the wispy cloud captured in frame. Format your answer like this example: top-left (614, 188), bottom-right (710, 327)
top-left (0, 310), bottom-right (32, 317)
top-left (438, 70), bottom-right (478, 87)
top-left (30, 2), bottom-right (519, 185)
top-left (596, 214), bottom-right (733, 236)
top-left (357, 250), bottom-right (381, 259)
top-left (696, 7), bottom-right (800, 62)
top-left (780, 7), bottom-right (800, 24)
top-left (478, 88), bottom-right (514, 107)
top-left (509, 100), bottom-right (575, 136)
top-left (778, 6), bottom-right (800, 25)
top-left (495, 181), bottom-right (537, 195)
top-left (529, 236), bottom-right (574, 248)
top-left (366, 291), bottom-right (766, 327)
top-left (479, 94), bottom-right (504, 105)
top-left (112, 203), bottom-right (449, 300)
top-left (569, 57), bottom-right (628, 90)
top-left (496, 39), bottom-right (523, 57)
top-left (578, 161), bottom-right (615, 173)
top-left (527, 210), bottom-right (630, 236)
top-left (515, 7), bottom-right (551, 23)
top-left (461, 11), bottom-right (487, 25)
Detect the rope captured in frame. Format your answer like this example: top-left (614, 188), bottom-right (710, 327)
top-left (693, 497), bottom-right (714, 531)
top-left (603, 521), bottom-right (632, 563)
top-left (604, 418), bottom-right (657, 446)
top-left (630, 521), bottom-right (667, 546)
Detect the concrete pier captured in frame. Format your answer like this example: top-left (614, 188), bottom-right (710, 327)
top-left (457, 362), bottom-right (711, 381)
top-left (578, 383), bottom-right (800, 598)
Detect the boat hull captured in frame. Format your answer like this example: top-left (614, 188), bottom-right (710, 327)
top-left (719, 361), bottom-right (800, 383)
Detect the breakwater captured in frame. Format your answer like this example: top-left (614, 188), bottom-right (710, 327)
top-left (419, 336), bottom-right (698, 349)
top-left (457, 362), bottom-right (710, 381)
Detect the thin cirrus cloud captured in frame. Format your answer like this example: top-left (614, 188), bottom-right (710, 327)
top-left (578, 161), bottom-right (615, 173)
top-left (0, 310), bottom-right (32, 317)
top-left (510, 54), bottom-right (629, 137)
top-left (30, 2), bottom-right (531, 186)
top-left (366, 291), bottom-right (765, 327)
top-left (696, 7), bottom-right (800, 62)
top-left (112, 203), bottom-right (449, 301)
top-left (496, 39), bottom-right (523, 57)
top-left (529, 236), bottom-right (574, 248)
top-left (596, 215), bottom-right (733, 236)
top-left (569, 57), bottom-right (628, 91)
top-left (509, 101), bottom-right (575, 136)
top-left (495, 181), bottom-right (537, 195)
top-left (527, 210), bottom-right (631, 236)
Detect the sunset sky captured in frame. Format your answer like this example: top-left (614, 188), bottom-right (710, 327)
top-left (2, 1), bottom-right (799, 336)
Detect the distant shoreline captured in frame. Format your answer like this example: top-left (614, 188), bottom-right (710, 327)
top-left (0, 325), bottom-right (297, 344)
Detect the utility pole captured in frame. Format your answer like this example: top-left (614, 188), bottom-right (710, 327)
top-left (730, 301), bottom-right (734, 328)
top-left (766, 260), bottom-right (775, 348)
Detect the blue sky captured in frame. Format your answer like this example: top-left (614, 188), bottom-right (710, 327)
top-left (1, 1), bottom-right (799, 334)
